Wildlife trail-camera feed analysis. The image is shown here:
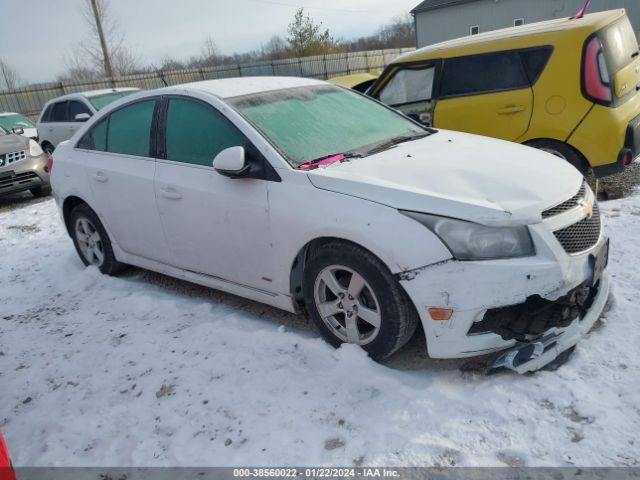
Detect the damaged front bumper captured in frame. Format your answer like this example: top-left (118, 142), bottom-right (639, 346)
top-left (490, 272), bottom-right (609, 373)
top-left (398, 220), bottom-right (611, 372)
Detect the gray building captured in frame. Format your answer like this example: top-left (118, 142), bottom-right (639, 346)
top-left (412, 0), bottom-right (640, 48)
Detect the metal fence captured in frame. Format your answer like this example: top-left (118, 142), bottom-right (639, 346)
top-left (0, 48), bottom-right (414, 120)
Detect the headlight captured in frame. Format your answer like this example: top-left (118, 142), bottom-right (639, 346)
top-left (401, 211), bottom-right (535, 260)
top-left (29, 139), bottom-right (44, 157)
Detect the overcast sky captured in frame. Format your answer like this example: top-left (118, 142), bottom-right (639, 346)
top-left (2, 0), bottom-right (419, 84)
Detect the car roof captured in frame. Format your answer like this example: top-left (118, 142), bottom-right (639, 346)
top-left (164, 76), bottom-right (327, 99)
top-left (44, 88), bottom-right (140, 104)
top-left (0, 112), bottom-right (21, 117)
top-left (396, 9), bottom-right (626, 62)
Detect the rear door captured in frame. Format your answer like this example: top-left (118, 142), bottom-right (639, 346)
top-left (78, 98), bottom-right (169, 261)
top-left (434, 50), bottom-right (533, 141)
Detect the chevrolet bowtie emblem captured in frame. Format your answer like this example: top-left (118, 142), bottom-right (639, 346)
top-left (579, 200), bottom-right (594, 218)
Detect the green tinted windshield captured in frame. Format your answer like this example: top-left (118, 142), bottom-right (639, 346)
top-left (88, 91), bottom-right (137, 110)
top-left (0, 114), bottom-right (35, 130)
top-left (229, 85), bottom-right (425, 165)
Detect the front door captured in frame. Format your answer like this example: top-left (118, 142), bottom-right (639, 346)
top-left (154, 97), bottom-right (274, 290)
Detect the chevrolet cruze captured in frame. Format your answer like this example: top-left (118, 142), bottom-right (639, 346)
top-left (50, 77), bottom-right (610, 373)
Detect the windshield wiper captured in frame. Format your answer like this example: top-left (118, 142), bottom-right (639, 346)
top-left (297, 151), bottom-right (362, 170)
top-left (363, 132), bottom-right (432, 156)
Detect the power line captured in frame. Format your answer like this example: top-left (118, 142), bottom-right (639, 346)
top-left (244, 0), bottom-right (407, 15)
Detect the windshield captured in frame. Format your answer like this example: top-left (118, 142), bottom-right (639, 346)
top-left (0, 114), bottom-right (35, 130)
top-left (88, 91), bottom-right (137, 110)
top-left (228, 85), bottom-right (426, 166)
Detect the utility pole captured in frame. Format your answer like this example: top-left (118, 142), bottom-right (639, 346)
top-left (90, 0), bottom-right (115, 78)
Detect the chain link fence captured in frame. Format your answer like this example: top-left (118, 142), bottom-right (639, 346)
top-left (0, 48), bottom-right (413, 120)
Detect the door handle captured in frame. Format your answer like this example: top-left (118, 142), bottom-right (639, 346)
top-left (91, 172), bottom-right (108, 183)
top-left (497, 105), bottom-right (526, 115)
top-left (160, 188), bottom-right (182, 200)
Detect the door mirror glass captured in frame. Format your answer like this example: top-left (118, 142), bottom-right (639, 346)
top-left (74, 113), bottom-right (91, 122)
top-left (12, 127), bottom-right (24, 135)
top-left (213, 146), bottom-right (250, 178)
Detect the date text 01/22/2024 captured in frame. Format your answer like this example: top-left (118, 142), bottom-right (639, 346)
top-left (232, 468), bottom-right (401, 478)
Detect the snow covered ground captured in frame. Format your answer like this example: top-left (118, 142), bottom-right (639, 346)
top-left (1, 192), bottom-right (639, 467)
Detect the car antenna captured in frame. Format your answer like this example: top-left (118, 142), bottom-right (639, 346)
top-left (570, 0), bottom-right (592, 20)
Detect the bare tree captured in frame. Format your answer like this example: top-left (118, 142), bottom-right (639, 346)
top-left (0, 58), bottom-right (22, 91)
top-left (63, 0), bottom-right (139, 80)
top-left (262, 35), bottom-right (289, 60)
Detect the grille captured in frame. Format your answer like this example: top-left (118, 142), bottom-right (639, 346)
top-left (0, 171), bottom-right (39, 190)
top-left (542, 182), bottom-right (586, 219)
top-left (0, 150), bottom-right (27, 167)
top-left (553, 203), bottom-right (601, 254)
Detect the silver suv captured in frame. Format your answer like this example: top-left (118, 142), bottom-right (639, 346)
top-left (0, 125), bottom-right (50, 198)
top-left (37, 88), bottom-right (139, 154)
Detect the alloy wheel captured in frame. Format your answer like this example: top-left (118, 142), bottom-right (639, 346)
top-left (75, 217), bottom-right (105, 267)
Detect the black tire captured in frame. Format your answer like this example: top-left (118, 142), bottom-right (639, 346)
top-left (69, 203), bottom-right (124, 275)
top-left (30, 185), bottom-right (52, 197)
top-left (526, 139), bottom-right (589, 175)
top-left (303, 241), bottom-right (419, 360)
top-left (42, 143), bottom-right (55, 155)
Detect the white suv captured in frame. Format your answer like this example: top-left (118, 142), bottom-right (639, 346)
top-left (36, 88), bottom-right (139, 154)
top-left (50, 78), bottom-right (610, 373)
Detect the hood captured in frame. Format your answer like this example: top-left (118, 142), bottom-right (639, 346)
top-left (306, 130), bottom-right (583, 226)
top-left (19, 127), bottom-right (38, 139)
top-left (0, 134), bottom-right (29, 155)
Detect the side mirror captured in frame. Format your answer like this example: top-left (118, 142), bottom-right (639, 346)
top-left (12, 127), bottom-right (24, 135)
top-left (213, 146), bottom-right (251, 178)
top-left (74, 113), bottom-right (91, 122)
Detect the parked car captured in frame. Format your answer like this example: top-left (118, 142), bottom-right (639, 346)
top-left (51, 77), bottom-right (609, 373)
top-left (0, 124), bottom-right (50, 197)
top-left (328, 72), bottom-right (380, 93)
top-left (0, 112), bottom-right (38, 140)
top-left (364, 9), bottom-right (640, 177)
top-left (37, 88), bottom-right (139, 154)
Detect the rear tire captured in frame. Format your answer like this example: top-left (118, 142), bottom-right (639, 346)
top-left (303, 241), bottom-right (419, 360)
top-left (30, 185), bottom-right (51, 197)
top-left (526, 139), bottom-right (589, 175)
top-left (69, 203), bottom-right (124, 275)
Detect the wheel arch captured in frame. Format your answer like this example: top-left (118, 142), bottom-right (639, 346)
top-left (523, 137), bottom-right (590, 173)
top-left (62, 195), bottom-right (89, 236)
top-left (289, 236), bottom-right (393, 310)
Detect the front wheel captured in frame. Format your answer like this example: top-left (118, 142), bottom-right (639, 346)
top-left (69, 204), bottom-right (124, 275)
top-left (303, 241), bottom-right (419, 360)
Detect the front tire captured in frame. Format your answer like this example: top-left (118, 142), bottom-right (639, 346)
top-left (69, 204), bottom-right (123, 275)
top-left (303, 241), bottom-right (419, 360)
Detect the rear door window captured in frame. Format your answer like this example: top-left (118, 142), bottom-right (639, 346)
top-left (165, 98), bottom-right (246, 166)
top-left (50, 102), bottom-right (69, 122)
top-left (378, 66), bottom-right (436, 106)
top-left (107, 100), bottom-right (156, 157)
top-left (440, 51), bottom-right (529, 97)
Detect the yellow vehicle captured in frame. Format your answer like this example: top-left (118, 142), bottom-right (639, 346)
top-left (368, 10), bottom-right (640, 177)
top-left (329, 72), bottom-right (380, 93)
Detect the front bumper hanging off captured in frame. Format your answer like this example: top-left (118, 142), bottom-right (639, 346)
top-left (490, 273), bottom-right (610, 374)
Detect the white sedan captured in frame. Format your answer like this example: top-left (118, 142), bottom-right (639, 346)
top-left (50, 77), bottom-right (610, 373)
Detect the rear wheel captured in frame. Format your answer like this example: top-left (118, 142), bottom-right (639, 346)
top-left (69, 204), bottom-right (123, 275)
top-left (303, 241), bottom-right (419, 360)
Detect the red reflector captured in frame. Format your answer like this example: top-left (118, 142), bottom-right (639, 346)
top-left (45, 156), bottom-right (53, 173)
top-left (623, 150), bottom-right (633, 166)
